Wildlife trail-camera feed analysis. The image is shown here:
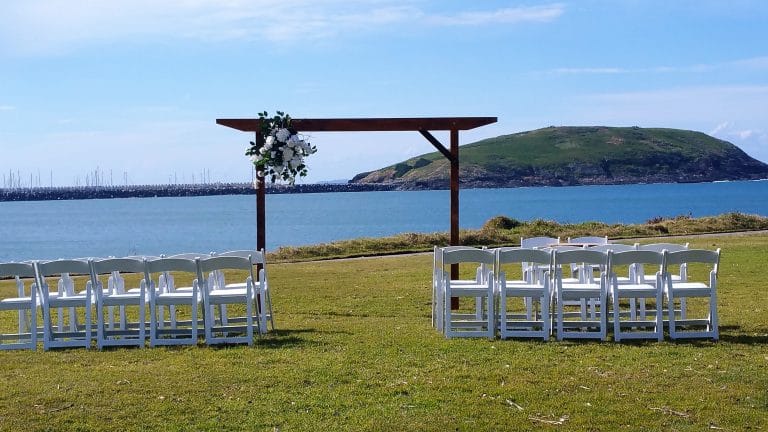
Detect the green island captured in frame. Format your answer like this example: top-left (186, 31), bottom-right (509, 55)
top-left (351, 126), bottom-right (768, 189)
top-left (1, 213), bottom-right (767, 430)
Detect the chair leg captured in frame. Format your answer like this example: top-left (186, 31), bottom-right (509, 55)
top-left (667, 292), bottom-right (676, 340)
top-left (139, 301), bottom-right (146, 347)
top-left (613, 294), bottom-right (621, 341)
top-left (541, 294), bottom-right (550, 341)
top-left (710, 289), bottom-right (719, 341)
top-left (656, 292), bottom-right (664, 342)
top-left (149, 300), bottom-right (157, 347)
top-left (246, 299), bottom-right (254, 346)
top-left (97, 303), bottom-right (105, 350)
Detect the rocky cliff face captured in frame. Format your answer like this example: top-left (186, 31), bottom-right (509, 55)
top-left (350, 126), bottom-right (768, 189)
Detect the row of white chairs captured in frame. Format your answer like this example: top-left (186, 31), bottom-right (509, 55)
top-left (0, 250), bottom-right (274, 350)
top-left (432, 242), bottom-right (720, 341)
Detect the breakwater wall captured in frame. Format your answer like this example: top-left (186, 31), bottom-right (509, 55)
top-left (0, 182), bottom-right (398, 202)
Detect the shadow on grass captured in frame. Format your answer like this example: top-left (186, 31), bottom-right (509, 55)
top-left (254, 328), bottom-right (354, 349)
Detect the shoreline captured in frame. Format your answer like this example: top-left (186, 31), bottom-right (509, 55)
top-left (0, 182), bottom-right (397, 202)
top-left (3, 178), bottom-right (767, 203)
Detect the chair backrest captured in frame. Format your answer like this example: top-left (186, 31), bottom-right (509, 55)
top-left (610, 250), bottom-right (665, 267)
top-left (441, 248), bottom-right (495, 266)
top-left (638, 242), bottom-right (689, 252)
top-left (568, 236), bottom-right (608, 245)
top-left (165, 252), bottom-right (213, 260)
top-left (36, 259), bottom-right (93, 300)
top-left (197, 255), bottom-right (254, 273)
top-left (0, 262), bottom-right (37, 298)
top-left (215, 249), bottom-right (266, 265)
top-left (521, 236), bottom-right (559, 248)
top-left (0, 262), bottom-right (37, 279)
top-left (588, 243), bottom-right (637, 253)
top-left (144, 258), bottom-right (199, 275)
top-left (497, 248), bottom-right (552, 266)
top-left (197, 256), bottom-right (257, 289)
top-left (36, 259), bottom-right (92, 278)
top-left (553, 249), bottom-right (609, 267)
top-left (665, 248), bottom-right (720, 268)
top-left (91, 257), bottom-right (146, 275)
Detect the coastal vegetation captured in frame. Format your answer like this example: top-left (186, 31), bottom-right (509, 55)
top-left (351, 126), bottom-right (768, 189)
top-left (1, 232), bottom-right (766, 430)
top-left (269, 212), bottom-right (768, 262)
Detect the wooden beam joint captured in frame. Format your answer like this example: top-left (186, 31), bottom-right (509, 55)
top-left (418, 129), bottom-right (455, 162)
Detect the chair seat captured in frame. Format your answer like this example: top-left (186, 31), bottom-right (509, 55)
top-left (208, 289), bottom-right (251, 302)
top-left (668, 282), bottom-right (711, 297)
top-left (613, 283), bottom-right (659, 297)
top-left (48, 295), bottom-right (89, 307)
top-left (501, 283), bottom-right (547, 296)
top-left (451, 284), bottom-right (492, 297)
top-left (155, 292), bottom-right (197, 304)
top-left (101, 293), bottom-right (144, 305)
top-left (560, 283), bottom-right (601, 299)
top-left (0, 297), bottom-right (33, 308)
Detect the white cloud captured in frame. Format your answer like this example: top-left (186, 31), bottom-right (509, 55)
top-left (549, 67), bottom-right (626, 75)
top-left (0, 1), bottom-right (565, 54)
top-left (543, 56), bottom-right (768, 76)
top-left (427, 4), bottom-right (564, 26)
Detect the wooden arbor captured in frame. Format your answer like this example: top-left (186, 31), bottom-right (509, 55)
top-left (216, 116), bottom-right (497, 280)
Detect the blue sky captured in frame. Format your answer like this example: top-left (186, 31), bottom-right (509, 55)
top-left (1, 0), bottom-right (767, 186)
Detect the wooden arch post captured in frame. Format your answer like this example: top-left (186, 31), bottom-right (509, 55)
top-left (217, 117), bottom-right (498, 308)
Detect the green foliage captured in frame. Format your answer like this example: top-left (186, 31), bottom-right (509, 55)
top-left (270, 212), bottom-right (768, 262)
top-left (481, 216), bottom-right (521, 231)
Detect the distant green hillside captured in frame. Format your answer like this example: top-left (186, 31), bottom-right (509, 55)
top-left (350, 126), bottom-right (768, 189)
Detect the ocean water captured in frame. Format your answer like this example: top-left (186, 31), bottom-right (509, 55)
top-left (1, 180), bottom-right (766, 261)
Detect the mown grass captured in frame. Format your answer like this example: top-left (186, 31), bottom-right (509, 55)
top-left (1, 232), bottom-right (767, 431)
top-left (269, 212), bottom-right (768, 262)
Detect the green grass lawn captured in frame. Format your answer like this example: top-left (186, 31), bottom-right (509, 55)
top-left (1, 233), bottom-right (767, 431)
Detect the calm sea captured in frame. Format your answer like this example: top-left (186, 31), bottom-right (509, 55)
top-left (1, 180), bottom-right (766, 261)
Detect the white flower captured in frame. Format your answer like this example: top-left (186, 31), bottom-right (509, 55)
top-left (276, 128), bottom-right (291, 142)
top-left (283, 148), bottom-right (294, 161)
top-left (270, 151), bottom-right (276, 159)
top-left (265, 135), bottom-right (275, 147)
top-left (259, 147), bottom-right (267, 155)
top-left (288, 135), bottom-right (301, 147)
top-left (290, 158), bottom-right (301, 169)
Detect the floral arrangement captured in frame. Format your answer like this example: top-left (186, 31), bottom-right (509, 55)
top-left (245, 111), bottom-right (317, 184)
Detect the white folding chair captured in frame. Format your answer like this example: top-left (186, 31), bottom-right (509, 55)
top-left (440, 248), bottom-right (495, 339)
top-left (496, 248), bottom-right (553, 340)
top-left (609, 250), bottom-right (666, 341)
top-left (638, 242), bottom-right (690, 320)
top-left (568, 236), bottom-right (608, 246)
top-left (588, 243), bottom-right (638, 308)
top-left (520, 237), bottom-right (559, 282)
top-left (432, 245), bottom-right (485, 332)
top-left (90, 258), bottom-right (148, 349)
top-left (553, 249), bottom-right (610, 341)
top-left (212, 250), bottom-right (273, 333)
top-left (36, 259), bottom-right (93, 350)
top-left (0, 262), bottom-right (38, 350)
top-left (665, 249), bottom-right (721, 341)
top-left (197, 255), bottom-right (261, 345)
top-left (144, 257), bottom-right (201, 346)
top-left (161, 252), bottom-right (212, 328)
